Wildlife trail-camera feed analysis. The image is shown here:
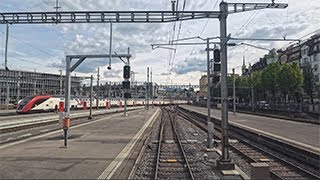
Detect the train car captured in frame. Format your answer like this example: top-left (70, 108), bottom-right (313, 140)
top-left (16, 95), bottom-right (86, 113)
top-left (16, 95), bottom-right (190, 113)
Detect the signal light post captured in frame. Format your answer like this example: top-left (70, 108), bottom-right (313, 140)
top-left (206, 38), bottom-right (214, 149)
top-left (123, 64), bottom-right (131, 116)
top-left (63, 53), bottom-right (131, 147)
top-left (89, 75), bottom-right (93, 120)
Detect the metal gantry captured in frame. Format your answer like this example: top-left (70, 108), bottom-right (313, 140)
top-left (0, 11), bottom-right (219, 24)
top-left (63, 53), bottom-right (131, 146)
top-left (0, 1), bottom-right (288, 168)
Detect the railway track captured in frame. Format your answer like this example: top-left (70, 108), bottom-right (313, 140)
top-left (154, 107), bottom-right (194, 179)
top-left (177, 106), bottom-right (320, 180)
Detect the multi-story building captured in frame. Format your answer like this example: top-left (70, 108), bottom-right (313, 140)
top-left (242, 49), bottom-right (277, 75)
top-left (278, 43), bottom-right (301, 65)
top-left (199, 75), bottom-right (209, 97)
top-left (303, 34), bottom-right (320, 83)
top-left (0, 69), bottom-right (83, 105)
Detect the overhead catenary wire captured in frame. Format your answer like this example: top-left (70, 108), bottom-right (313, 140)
top-left (167, 0), bottom-right (178, 69)
top-left (168, 0), bottom-right (219, 83)
top-left (170, 0), bottom-right (187, 68)
top-left (284, 0), bottom-right (290, 38)
top-left (0, 31), bottom-right (56, 57)
top-left (1, 52), bottom-right (43, 66)
top-left (279, 29), bottom-right (320, 50)
top-left (234, 10), bottom-right (260, 37)
top-left (262, 10), bottom-right (286, 39)
top-left (181, 0), bottom-right (219, 66)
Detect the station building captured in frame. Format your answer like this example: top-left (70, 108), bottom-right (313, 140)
top-left (0, 69), bottom-right (83, 106)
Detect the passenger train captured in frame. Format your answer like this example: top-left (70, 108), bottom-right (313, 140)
top-left (16, 95), bottom-right (191, 113)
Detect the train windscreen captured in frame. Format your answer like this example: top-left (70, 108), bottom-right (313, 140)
top-left (16, 96), bottom-right (35, 110)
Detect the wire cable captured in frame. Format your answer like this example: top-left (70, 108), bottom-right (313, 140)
top-left (0, 31), bottom-right (56, 57)
top-left (234, 11), bottom-right (260, 37)
top-left (184, 0), bottom-right (219, 61)
top-left (171, 0), bottom-right (187, 68)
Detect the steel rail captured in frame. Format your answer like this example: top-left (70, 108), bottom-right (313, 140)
top-left (154, 108), bottom-right (165, 179)
top-left (176, 107), bottom-right (320, 180)
top-left (154, 107), bottom-right (194, 179)
top-left (169, 108), bottom-right (195, 180)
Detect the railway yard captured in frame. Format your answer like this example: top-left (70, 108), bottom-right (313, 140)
top-left (0, 104), bottom-right (319, 179)
top-left (1, 0), bottom-right (319, 179)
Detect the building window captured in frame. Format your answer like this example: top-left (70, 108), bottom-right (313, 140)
top-left (314, 75), bottom-right (319, 82)
top-left (314, 64), bottom-right (318, 72)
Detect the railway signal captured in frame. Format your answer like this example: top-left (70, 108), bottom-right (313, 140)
top-left (213, 49), bottom-right (220, 62)
top-left (122, 81), bottom-right (130, 90)
top-left (123, 65), bottom-right (130, 79)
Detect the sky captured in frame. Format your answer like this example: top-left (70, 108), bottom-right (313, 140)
top-left (0, 0), bottom-right (320, 86)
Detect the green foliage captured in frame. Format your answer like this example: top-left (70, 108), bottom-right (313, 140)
top-left (277, 63), bottom-right (303, 96)
top-left (234, 62), bottom-right (303, 103)
top-left (261, 63), bottom-right (280, 95)
top-left (302, 63), bottom-right (314, 100)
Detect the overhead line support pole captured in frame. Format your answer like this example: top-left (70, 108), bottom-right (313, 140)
top-left (206, 38), bottom-right (213, 149)
top-left (63, 53), bottom-right (131, 147)
top-left (59, 70), bottom-right (63, 96)
top-left (89, 75), bottom-right (93, 119)
top-left (233, 68), bottom-right (236, 115)
top-left (219, 1), bottom-right (230, 163)
top-left (4, 23), bottom-right (9, 70)
top-left (146, 67), bottom-right (149, 110)
top-left (63, 56), bottom-right (72, 147)
top-left (96, 67), bottom-right (100, 109)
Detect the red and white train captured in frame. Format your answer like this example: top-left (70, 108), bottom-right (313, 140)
top-left (16, 95), bottom-right (191, 113)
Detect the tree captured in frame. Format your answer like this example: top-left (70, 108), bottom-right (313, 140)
top-left (276, 63), bottom-right (303, 102)
top-left (249, 71), bottom-right (264, 102)
top-left (261, 63), bottom-right (280, 103)
top-left (302, 63), bottom-right (315, 109)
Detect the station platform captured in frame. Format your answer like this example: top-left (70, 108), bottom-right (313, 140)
top-left (0, 106), bottom-right (144, 129)
top-left (0, 109), bottom-right (16, 116)
top-left (0, 108), bottom-right (159, 179)
top-left (180, 105), bottom-right (320, 153)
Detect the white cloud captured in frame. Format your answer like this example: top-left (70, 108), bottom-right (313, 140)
top-left (2, 0), bottom-right (320, 85)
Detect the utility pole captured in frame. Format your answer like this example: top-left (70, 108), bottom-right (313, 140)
top-left (219, 1), bottom-right (230, 164)
top-left (5, 82), bottom-right (9, 109)
top-left (251, 84), bottom-right (254, 111)
top-left (54, 0), bottom-right (61, 23)
top-left (33, 80), bottom-right (37, 95)
top-left (4, 23), bottom-right (9, 70)
top-left (108, 81), bottom-right (111, 97)
top-left (146, 67), bottom-right (149, 110)
top-left (233, 68), bottom-right (236, 115)
top-left (96, 67), bottom-right (100, 109)
top-left (59, 70), bottom-right (62, 96)
top-left (151, 67), bottom-right (153, 108)
top-left (17, 72), bottom-right (21, 104)
top-left (206, 38), bottom-right (213, 149)
top-left (89, 75), bottom-right (93, 119)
